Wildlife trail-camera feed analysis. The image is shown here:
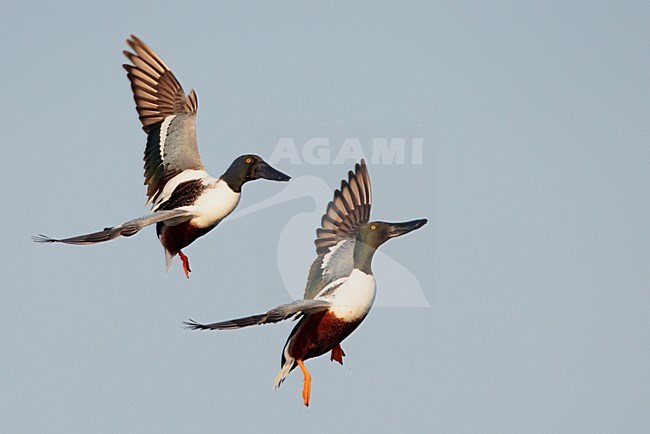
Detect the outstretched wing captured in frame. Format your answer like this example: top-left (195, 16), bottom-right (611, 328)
top-left (32, 209), bottom-right (195, 245)
top-left (123, 35), bottom-right (204, 205)
top-left (302, 160), bottom-right (372, 299)
top-left (314, 159), bottom-right (372, 254)
top-left (184, 299), bottom-right (332, 331)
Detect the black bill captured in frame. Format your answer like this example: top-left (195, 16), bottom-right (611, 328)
top-left (255, 160), bottom-right (291, 182)
top-left (387, 219), bottom-right (428, 238)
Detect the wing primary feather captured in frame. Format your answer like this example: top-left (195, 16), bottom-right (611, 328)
top-left (314, 159), bottom-right (372, 254)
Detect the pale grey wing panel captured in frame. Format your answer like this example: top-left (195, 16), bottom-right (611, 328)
top-left (123, 35), bottom-right (204, 203)
top-left (162, 115), bottom-right (203, 173)
top-left (32, 209), bottom-right (195, 246)
top-left (315, 159), bottom-right (372, 255)
top-left (303, 240), bottom-right (355, 300)
top-left (184, 300), bottom-right (332, 331)
top-left (144, 114), bottom-right (204, 206)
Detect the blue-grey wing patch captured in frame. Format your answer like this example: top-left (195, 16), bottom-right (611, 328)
top-left (314, 159), bottom-right (372, 254)
top-left (123, 35), bottom-right (204, 204)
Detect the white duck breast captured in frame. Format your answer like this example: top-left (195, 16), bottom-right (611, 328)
top-left (319, 269), bottom-right (377, 321)
top-left (188, 179), bottom-right (241, 228)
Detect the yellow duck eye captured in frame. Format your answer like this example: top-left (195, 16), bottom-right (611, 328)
top-left (245, 157), bottom-right (253, 164)
top-left (370, 224), bottom-right (377, 230)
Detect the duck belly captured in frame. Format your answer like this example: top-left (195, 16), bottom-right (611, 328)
top-left (158, 221), bottom-right (216, 254)
top-left (288, 311), bottom-right (366, 362)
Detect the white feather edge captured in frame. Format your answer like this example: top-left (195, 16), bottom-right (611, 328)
top-left (321, 239), bottom-right (345, 269)
top-left (158, 114), bottom-right (176, 161)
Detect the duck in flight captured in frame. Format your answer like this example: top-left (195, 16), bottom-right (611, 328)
top-left (34, 35), bottom-right (290, 278)
top-left (185, 160), bottom-right (427, 406)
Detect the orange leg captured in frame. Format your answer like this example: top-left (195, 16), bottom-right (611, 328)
top-left (330, 344), bottom-right (346, 365)
top-left (178, 250), bottom-right (191, 279)
top-left (296, 359), bottom-right (312, 407)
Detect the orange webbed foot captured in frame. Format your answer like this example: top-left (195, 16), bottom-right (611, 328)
top-left (178, 250), bottom-right (191, 279)
top-left (297, 359), bottom-right (311, 407)
top-left (330, 344), bottom-right (346, 365)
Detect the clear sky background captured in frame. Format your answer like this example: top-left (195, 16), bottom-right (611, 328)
top-left (2, 1), bottom-right (649, 432)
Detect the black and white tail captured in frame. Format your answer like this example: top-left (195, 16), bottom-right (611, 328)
top-left (273, 326), bottom-right (299, 389)
top-left (273, 357), bottom-right (294, 389)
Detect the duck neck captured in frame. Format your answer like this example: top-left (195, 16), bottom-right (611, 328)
top-left (353, 241), bottom-right (376, 274)
top-left (220, 166), bottom-right (246, 193)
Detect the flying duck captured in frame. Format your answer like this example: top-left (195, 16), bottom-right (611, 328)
top-left (34, 35), bottom-right (290, 278)
top-left (185, 160), bottom-right (427, 406)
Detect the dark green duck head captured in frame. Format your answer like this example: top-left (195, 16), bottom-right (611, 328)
top-left (221, 155), bottom-right (291, 192)
top-left (353, 219), bottom-right (428, 273)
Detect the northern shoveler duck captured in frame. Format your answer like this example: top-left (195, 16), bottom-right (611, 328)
top-left (34, 35), bottom-right (290, 278)
top-left (185, 160), bottom-right (427, 406)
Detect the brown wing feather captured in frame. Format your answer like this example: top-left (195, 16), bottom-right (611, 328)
top-left (123, 35), bottom-right (197, 131)
top-left (315, 159), bottom-right (372, 254)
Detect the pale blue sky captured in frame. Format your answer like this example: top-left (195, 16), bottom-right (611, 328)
top-left (2, 1), bottom-right (649, 432)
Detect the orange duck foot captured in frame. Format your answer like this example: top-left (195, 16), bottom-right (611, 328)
top-left (297, 359), bottom-right (311, 407)
top-left (178, 250), bottom-right (191, 279)
top-left (330, 344), bottom-right (346, 365)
